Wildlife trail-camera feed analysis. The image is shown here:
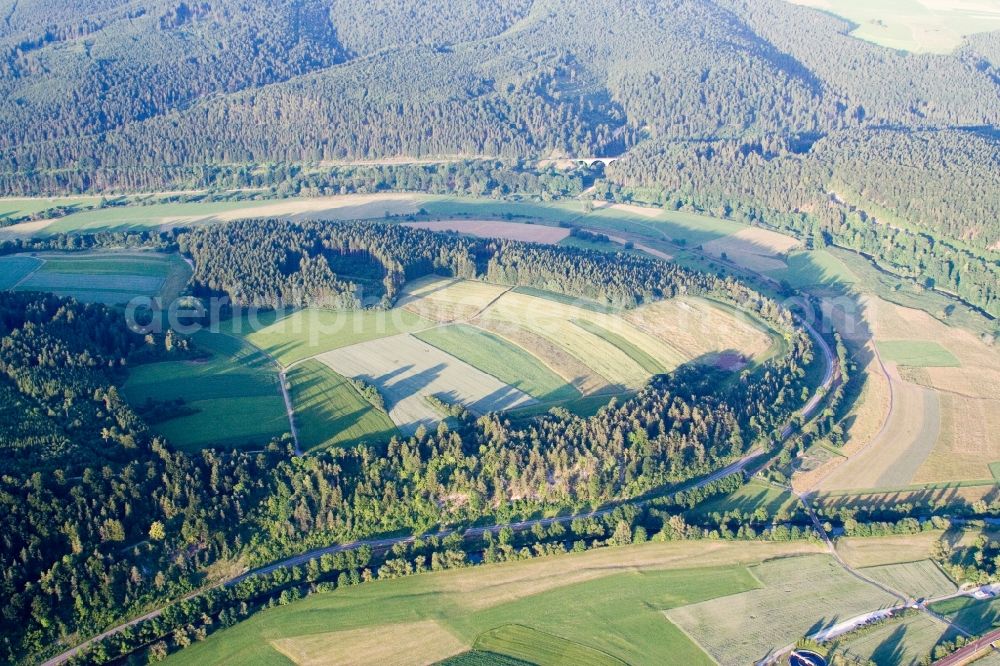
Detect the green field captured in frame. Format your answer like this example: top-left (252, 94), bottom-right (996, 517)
top-left (683, 479), bottom-right (803, 521)
top-left (586, 205), bottom-right (742, 247)
top-left (10, 251), bottom-right (191, 304)
top-left (572, 318), bottom-right (668, 375)
top-left (876, 340), bottom-right (961, 367)
top-left (0, 256), bottom-right (42, 289)
top-left (440, 652), bottom-right (533, 666)
top-left (0, 196), bottom-right (101, 222)
top-left (765, 250), bottom-right (859, 289)
top-left (665, 554), bottom-right (899, 665)
top-left (834, 611), bottom-right (958, 666)
top-left (474, 625), bottom-right (625, 666)
top-left (414, 324), bottom-right (581, 403)
top-left (930, 596), bottom-right (1000, 635)
top-left (858, 560), bottom-right (956, 600)
top-left (225, 307), bottom-right (433, 367)
top-left (286, 360), bottom-right (399, 452)
top-left (123, 331), bottom-right (289, 451)
top-left (164, 541), bottom-right (823, 666)
top-left (39, 199), bottom-right (279, 235)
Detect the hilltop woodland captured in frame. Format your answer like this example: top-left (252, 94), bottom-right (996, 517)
top-left (0, 221), bottom-right (818, 663)
top-left (0, 0), bottom-right (997, 315)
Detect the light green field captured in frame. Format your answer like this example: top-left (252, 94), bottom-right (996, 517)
top-left (11, 251), bottom-right (191, 304)
top-left (683, 479), bottom-right (803, 521)
top-left (834, 611), bottom-right (959, 666)
top-left (414, 324), bottom-right (581, 403)
top-left (39, 200), bottom-right (280, 234)
top-left (473, 625), bottom-right (625, 666)
top-left (788, 0), bottom-right (1000, 54)
top-left (665, 554), bottom-right (899, 665)
top-left (0, 196), bottom-right (101, 222)
top-left (858, 560), bottom-right (957, 600)
top-left (123, 331), bottom-right (289, 451)
top-left (164, 541), bottom-right (830, 666)
top-left (766, 250), bottom-right (859, 289)
top-left (586, 205), bottom-right (743, 247)
top-left (930, 595), bottom-right (1000, 635)
top-left (0, 255), bottom-right (42, 289)
top-left (227, 307), bottom-right (433, 367)
top-left (286, 360), bottom-right (399, 452)
top-left (572, 318), bottom-right (668, 375)
top-left (877, 340), bottom-right (961, 367)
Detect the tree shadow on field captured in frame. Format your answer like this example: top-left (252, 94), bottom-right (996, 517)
top-left (868, 624), bottom-right (908, 666)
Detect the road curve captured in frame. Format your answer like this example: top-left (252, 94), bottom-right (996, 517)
top-left (43, 238), bottom-right (838, 665)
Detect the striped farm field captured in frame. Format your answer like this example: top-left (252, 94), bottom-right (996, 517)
top-left (478, 289), bottom-right (684, 388)
top-left (399, 277), bottom-right (511, 322)
top-left (287, 360), bottom-right (399, 452)
top-left (228, 307), bottom-right (433, 367)
top-left (834, 611), bottom-right (959, 666)
top-left (316, 333), bottom-right (536, 435)
top-left (123, 331), bottom-right (289, 451)
top-left (857, 559), bottom-right (956, 600)
top-left (9, 251), bottom-right (191, 304)
top-left (414, 324), bottom-right (580, 403)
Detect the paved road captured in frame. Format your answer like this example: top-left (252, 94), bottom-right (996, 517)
top-left (933, 627), bottom-right (1000, 665)
top-left (44, 235), bottom-right (839, 665)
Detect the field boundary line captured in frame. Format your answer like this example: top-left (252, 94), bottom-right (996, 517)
top-left (9, 255), bottom-right (46, 289)
top-left (214, 330), bottom-right (301, 455)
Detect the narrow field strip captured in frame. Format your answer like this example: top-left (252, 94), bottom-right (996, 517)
top-left (414, 324), bottom-right (580, 403)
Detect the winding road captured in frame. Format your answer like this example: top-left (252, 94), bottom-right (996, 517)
top-left (42, 228), bottom-right (841, 666)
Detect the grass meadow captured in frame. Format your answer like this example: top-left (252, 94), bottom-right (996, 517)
top-left (286, 360), bottom-right (399, 452)
top-left (10, 251), bottom-right (191, 304)
top-left (833, 611), bottom-right (959, 666)
top-left (683, 479), bottom-right (804, 521)
top-left (123, 331), bottom-right (289, 451)
top-left (665, 554), bottom-right (898, 665)
top-left (227, 308), bottom-right (433, 367)
top-left (857, 559), bottom-right (957, 600)
top-left (165, 540), bottom-right (828, 666)
top-left (876, 340), bottom-right (961, 368)
top-left (930, 595), bottom-right (1000, 635)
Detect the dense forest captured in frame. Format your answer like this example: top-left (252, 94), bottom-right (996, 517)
top-left (0, 222), bottom-right (815, 663)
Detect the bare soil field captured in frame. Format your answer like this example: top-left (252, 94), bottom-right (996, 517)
top-left (315, 333), bottom-right (536, 435)
top-left (271, 620), bottom-right (467, 666)
top-left (403, 219), bottom-right (571, 244)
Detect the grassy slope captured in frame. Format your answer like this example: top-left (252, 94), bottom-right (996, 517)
top-left (287, 360), bottom-right (399, 452)
top-left (233, 308), bottom-right (432, 367)
top-left (123, 331), bottom-right (289, 451)
top-left (930, 596), bottom-right (1000, 635)
top-left (857, 560), bottom-right (956, 600)
top-left (572, 318), bottom-right (668, 375)
top-left (414, 324), bottom-right (580, 403)
top-left (165, 541), bottom-right (828, 665)
top-left (834, 611), bottom-right (959, 666)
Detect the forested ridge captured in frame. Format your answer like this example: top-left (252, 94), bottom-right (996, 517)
top-left (1, 0), bottom-right (997, 321)
top-left (0, 222), bottom-right (815, 663)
